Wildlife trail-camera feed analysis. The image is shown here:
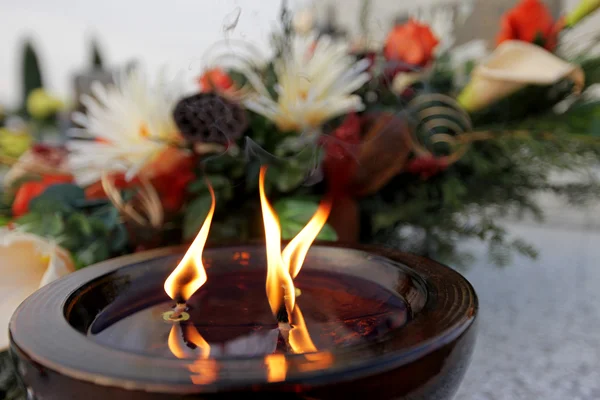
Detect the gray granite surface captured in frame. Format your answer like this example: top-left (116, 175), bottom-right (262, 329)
top-left (454, 201), bottom-right (600, 400)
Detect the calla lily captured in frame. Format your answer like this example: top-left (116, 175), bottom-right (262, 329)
top-left (0, 229), bottom-right (75, 349)
top-left (565, 0), bottom-right (600, 28)
top-left (458, 41), bottom-right (584, 113)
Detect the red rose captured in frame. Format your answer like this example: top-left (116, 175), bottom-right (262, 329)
top-left (85, 148), bottom-right (195, 213)
top-left (198, 68), bottom-right (234, 93)
top-left (384, 20), bottom-right (439, 67)
top-left (12, 174), bottom-right (73, 217)
top-left (496, 0), bottom-right (558, 50)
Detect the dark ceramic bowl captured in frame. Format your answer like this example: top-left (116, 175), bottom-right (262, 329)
top-left (9, 244), bottom-right (477, 399)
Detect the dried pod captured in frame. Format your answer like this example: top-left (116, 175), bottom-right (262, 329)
top-left (173, 93), bottom-right (248, 145)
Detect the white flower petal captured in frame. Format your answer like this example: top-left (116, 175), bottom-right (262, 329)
top-left (68, 66), bottom-right (184, 185)
top-left (233, 35), bottom-right (367, 130)
top-left (0, 230), bottom-right (75, 349)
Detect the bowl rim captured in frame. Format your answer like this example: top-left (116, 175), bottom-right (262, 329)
top-left (9, 243), bottom-right (478, 393)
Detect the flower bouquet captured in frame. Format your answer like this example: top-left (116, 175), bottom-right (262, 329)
top-left (3, 0), bottom-right (600, 397)
top-left (2, 0), bottom-right (600, 271)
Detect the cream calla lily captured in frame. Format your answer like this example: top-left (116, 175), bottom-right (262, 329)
top-left (458, 41), bottom-right (584, 113)
top-left (0, 230), bottom-right (75, 349)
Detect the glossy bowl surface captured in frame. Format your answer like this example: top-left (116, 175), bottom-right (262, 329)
top-left (9, 244), bottom-right (478, 399)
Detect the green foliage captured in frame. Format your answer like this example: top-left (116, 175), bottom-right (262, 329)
top-left (580, 56), bottom-right (600, 89)
top-left (29, 184), bottom-right (85, 213)
top-left (183, 194), bottom-right (213, 240)
top-left (21, 40), bottom-right (44, 110)
top-left (13, 184), bottom-right (128, 269)
top-left (469, 79), bottom-right (575, 126)
top-left (274, 198), bottom-right (337, 241)
top-left (364, 94), bottom-right (600, 267)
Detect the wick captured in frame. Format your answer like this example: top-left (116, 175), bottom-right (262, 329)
top-left (276, 304), bottom-right (288, 323)
top-left (278, 321), bottom-right (292, 353)
top-left (278, 321), bottom-right (292, 332)
top-left (171, 303), bottom-right (187, 319)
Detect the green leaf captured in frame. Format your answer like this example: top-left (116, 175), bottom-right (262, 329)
top-left (90, 205), bottom-right (120, 231)
top-left (110, 223), bottom-right (129, 252)
top-left (28, 196), bottom-right (71, 214)
top-left (75, 241), bottom-right (110, 268)
top-left (274, 198), bottom-right (337, 241)
top-left (274, 198), bottom-right (319, 221)
top-left (44, 213), bottom-right (64, 236)
top-left (29, 184), bottom-right (85, 213)
top-left (15, 212), bottom-right (42, 228)
top-left (183, 195), bottom-right (213, 240)
top-left (188, 175), bottom-right (233, 201)
top-left (67, 213), bottom-right (93, 236)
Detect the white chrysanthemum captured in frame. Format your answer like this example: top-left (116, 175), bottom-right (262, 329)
top-left (68, 68), bottom-right (185, 186)
top-left (240, 35), bottom-right (370, 133)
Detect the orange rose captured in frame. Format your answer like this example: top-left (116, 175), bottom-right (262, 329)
top-left (12, 174), bottom-right (73, 217)
top-left (198, 68), bottom-right (234, 93)
top-left (384, 19), bottom-right (439, 67)
top-left (85, 148), bottom-right (195, 213)
top-left (496, 0), bottom-right (558, 51)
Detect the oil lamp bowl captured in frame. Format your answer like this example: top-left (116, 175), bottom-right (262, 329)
top-left (9, 244), bottom-right (478, 399)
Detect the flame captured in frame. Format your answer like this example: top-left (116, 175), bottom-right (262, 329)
top-left (164, 179), bottom-right (216, 302)
top-left (259, 166), bottom-right (296, 318)
top-left (282, 195), bottom-right (332, 279)
top-left (168, 324), bottom-right (216, 384)
top-left (184, 324), bottom-right (211, 359)
top-left (168, 324), bottom-right (189, 359)
top-left (168, 324), bottom-right (211, 360)
top-left (265, 353), bottom-right (287, 382)
top-left (288, 305), bottom-right (318, 354)
top-left (259, 166), bottom-right (332, 322)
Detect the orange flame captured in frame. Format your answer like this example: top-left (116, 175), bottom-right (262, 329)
top-left (282, 195), bottom-right (332, 279)
top-left (265, 353), bottom-right (287, 382)
top-left (164, 179), bottom-right (216, 302)
top-left (168, 324), bottom-right (216, 384)
top-left (168, 324), bottom-right (189, 359)
top-left (168, 324), bottom-right (211, 360)
top-left (288, 305), bottom-right (318, 354)
top-left (259, 166), bottom-right (296, 319)
top-left (259, 166), bottom-right (332, 323)
top-left (290, 305), bottom-right (334, 371)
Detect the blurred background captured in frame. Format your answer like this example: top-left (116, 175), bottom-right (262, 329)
top-left (2, 0), bottom-right (597, 106)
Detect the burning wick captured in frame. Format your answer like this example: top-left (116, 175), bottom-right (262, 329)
top-left (259, 166), bottom-right (332, 326)
top-left (162, 303), bottom-right (190, 322)
top-left (163, 178), bottom-right (216, 319)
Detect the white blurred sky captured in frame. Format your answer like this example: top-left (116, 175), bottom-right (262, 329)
top-left (1, 0), bottom-right (592, 108)
top-left (0, 0), bottom-right (313, 107)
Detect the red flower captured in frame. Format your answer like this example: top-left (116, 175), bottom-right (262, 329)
top-left (407, 156), bottom-right (448, 180)
top-left (198, 68), bottom-right (234, 93)
top-left (384, 20), bottom-right (439, 67)
top-left (496, 0), bottom-right (558, 50)
top-left (12, 174), bottom-right (73, 217)
top-left (30, 144), bottom-right (69, 167)
top-left (322, 113), bottom-right (362, 193)
top-left (85, 148), bottom-right (195, 213)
